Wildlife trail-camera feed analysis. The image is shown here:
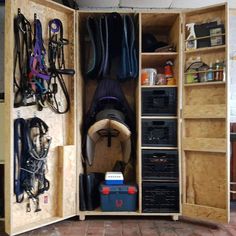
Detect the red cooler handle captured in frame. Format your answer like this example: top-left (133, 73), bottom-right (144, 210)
top-left (128, 187), bottom-right (136, 194)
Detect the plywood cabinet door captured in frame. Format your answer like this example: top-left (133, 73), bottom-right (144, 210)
top-left (181, 3), bottom-right (230, 223)
top-left (4, 0), bottom-right (77, 235)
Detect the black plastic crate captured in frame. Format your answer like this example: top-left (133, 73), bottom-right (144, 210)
top-left (142, 88), bottom-right (177, 116)
top-left (142, 182), bottom-right (179, 213)
top-left (142, 119), bottom-right (177, 147)
top-left (142, 150), bottom-right (178, 180)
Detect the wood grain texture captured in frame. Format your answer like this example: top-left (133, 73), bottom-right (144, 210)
top-left (184, 151), bottom-right (227, 209)
top-left (5, 0), bottom-right (76, 234)
top-left (58, 145), bottom-right (77, 218)
top-left (183, 104), bottom-right (226, 118)
top-left (183, 203), bottom-right (228, 223)
top-left (184, 119), bottom-right (226, 138)
top-left (182, 137), bottom-right (226, 152)
top-left (185, 86), bottom-right (226, 105)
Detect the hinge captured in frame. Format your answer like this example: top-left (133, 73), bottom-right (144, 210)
top-left (181, 23), bottom-right (183, 34)
top-left (181, 193), bottom-right (183, 203)
top-left (180, 109), bottom-right (182, 119)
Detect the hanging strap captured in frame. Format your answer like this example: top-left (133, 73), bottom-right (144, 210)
top-left (14, 117), bottom-right (52, 212)
top-left (30, 18), bottom-right (50, 81)
top-left (14, 118), bottom-right (27, 203)
top-left (47, 18), bottom-right (74, 114)
top-left (13, 11), bottom-right (36, 108)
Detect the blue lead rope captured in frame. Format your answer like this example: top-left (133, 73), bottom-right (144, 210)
top-left (14, 117), bottom-right (52, 212)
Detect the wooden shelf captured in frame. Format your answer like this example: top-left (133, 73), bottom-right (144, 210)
top-left (183, 104), bottom-right (226, 119)
top-left (84, 208), bottom-right (140, 215)
top-left (142, 52), bottom-right (178, 67)
top-left (141, 52), bottom-right (178, 56)
top-left (141, 116), bottom-right (178, 119)
top-left (185, 45), bottom-right (226, 54)
top-left (182, 137), bottom-right (226, 153)
top-left (142, 179), bottom-right (179, 182)
top-left (184, 81), bottom-right (225, 87)
top-left (141, 147), bottom-right (178, 150)
top-left (84, 208), bottom-right (180, 216)
top-left (184, 69), bottom-right (224, 75)
top-left (141, 85), bottom-right (178, 88)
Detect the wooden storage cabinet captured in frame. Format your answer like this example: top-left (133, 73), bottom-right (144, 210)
top-left (3, 1), bottom-right (229, 235)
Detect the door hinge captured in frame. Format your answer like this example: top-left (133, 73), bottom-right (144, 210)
top-left (180, 109), bottom-right (183, 118)
top-left (181, 23), bottom-right (183, 34)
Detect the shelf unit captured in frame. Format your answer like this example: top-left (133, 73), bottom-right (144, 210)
top-left (140, 12), bottom-right (181, 216)
top-left (181, 4), bottom-right (229, 223)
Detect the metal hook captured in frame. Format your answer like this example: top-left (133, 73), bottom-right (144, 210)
top-left (18, 8), bottom-right (21, 15)
top-left (33, 111), bottom-right (37, 118)
top-left (34, 13), bottom-right (37, 22)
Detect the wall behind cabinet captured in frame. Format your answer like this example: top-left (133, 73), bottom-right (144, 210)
top-left (0, 5), bottom-right (4, 94)
top-left (229, 10), bottom-right (236, 122)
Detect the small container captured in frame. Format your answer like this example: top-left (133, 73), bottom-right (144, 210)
top-left (156, 74), bottom-right (166, 85)
top-left (214, 59), bottom-right (221, 81)
top-left (207, 63), bottom-right (214, 81)
top-left (141, 68), bottom-right (157, 85)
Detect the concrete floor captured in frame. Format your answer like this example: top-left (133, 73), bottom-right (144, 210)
top-left (1, 204), bottom-right (236, 236)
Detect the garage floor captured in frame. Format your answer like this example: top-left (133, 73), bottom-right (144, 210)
top-left (1, 203), bottom-right (236, 236)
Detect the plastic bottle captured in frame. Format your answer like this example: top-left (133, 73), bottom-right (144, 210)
top-left (164, 60), bottom-right (176, 85)
top-left (215, 59), bottom-right (221, 81)
top-left (207, 62), bottom-right (214, 81)
top-left (186, 23), bottom-right (197, 51)
top-left (223, 60), bottom-right (226, 82)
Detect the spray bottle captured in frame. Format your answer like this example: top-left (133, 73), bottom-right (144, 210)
top-left (186, 23), bottom-right (197, 51)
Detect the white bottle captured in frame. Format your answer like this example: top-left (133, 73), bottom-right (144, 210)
top-left (186, 23), bottom-right (197, 51)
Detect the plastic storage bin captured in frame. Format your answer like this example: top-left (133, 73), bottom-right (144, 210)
top-left (142, 88), bottom-right (177, 116)
top-left (142, 150), bottom-right (178, 180)
top-left (142, 182), bottom-right (179, 213)
top-left (142, 119), bottom-right (177, 146)
top-left (99, 184), bottom-right (138, 211)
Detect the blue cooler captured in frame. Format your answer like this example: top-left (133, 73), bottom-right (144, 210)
top-left (99, 184), bottom-right (138, 211)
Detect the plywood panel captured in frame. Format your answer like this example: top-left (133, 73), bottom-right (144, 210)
top-left (141, 13), bottom-right (178, 34)
top-left (182, 137), bottom-right (226, 152)
top-left (184, 119), bottom-right (225, 138)
top-left (184, 151), bottom-right (227, 208)
top-left (184, 86), bottom-right (225, 105)
top-left (169, 15), bottom-right (180, 53)
top-left (4, 0), bottom-right (76, 234)
top-left (58, 145), bottom-right (76, 218)
top-left (183, 203), bottom-right (227, 223)
top-left (185, 5), bottom-right (226, 25)
top-left (183, 104), bottom-right (226, 118)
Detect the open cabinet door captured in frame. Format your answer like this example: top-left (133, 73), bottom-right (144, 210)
top-left (4, 0), bottom-right (77, 235)
top-left (181, 3), bottom-right (230, 223)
